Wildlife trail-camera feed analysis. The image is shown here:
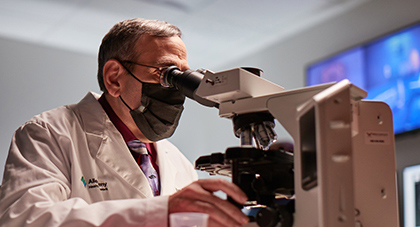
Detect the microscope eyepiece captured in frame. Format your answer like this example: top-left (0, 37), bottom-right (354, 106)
top-left (160, 66), bottom-right (183, 88)
top-left (161, 66), bottom-right (218, 108)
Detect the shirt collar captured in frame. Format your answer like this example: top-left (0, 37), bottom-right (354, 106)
top-left (98, 94), bottom-right (137, 143)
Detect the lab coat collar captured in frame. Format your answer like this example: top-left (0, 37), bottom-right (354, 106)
top-left (73, 92), bottom-right (154, 198)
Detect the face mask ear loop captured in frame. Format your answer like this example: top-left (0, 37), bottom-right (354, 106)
top-left (120, 61), bottom-right (146, 84)
top-left (119, 96), bottom-right (134, 111)
top-left (118, 62), bottom-right (143, 112)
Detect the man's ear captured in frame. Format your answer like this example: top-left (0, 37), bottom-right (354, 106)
top-left (103, 59), bottom-right (124, 97)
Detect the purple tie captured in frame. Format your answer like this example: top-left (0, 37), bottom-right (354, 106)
top-left (127, 139), bottom-right (160, 196)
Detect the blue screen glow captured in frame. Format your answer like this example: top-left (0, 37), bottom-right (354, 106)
top-left (306, 23), bottom-right (420, 134)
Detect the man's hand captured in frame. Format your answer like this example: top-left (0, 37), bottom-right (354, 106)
top-left (168, 178), bottom-right (249, 227)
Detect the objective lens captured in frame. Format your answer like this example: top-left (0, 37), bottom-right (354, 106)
top-left (240, 128), bottom-right (253, 147)
top-left (252, 121), bottom-right (277, 150)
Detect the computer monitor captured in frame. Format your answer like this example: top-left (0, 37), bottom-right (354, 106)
top-left (306, 22), bottom-right (420, 135)
top-left (403, 164), bottom-right (420, 227)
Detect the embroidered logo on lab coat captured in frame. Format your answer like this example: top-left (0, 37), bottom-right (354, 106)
top-left (81, 176), bottom-right (87, 187)
top-left (81, 176), bottom-right (108, 191)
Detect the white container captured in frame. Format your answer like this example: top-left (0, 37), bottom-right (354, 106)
top-left (170, 212), bottom-right (209, 227)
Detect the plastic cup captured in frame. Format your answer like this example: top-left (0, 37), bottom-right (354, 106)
top-left (170, 212), bottom-right (209, 227)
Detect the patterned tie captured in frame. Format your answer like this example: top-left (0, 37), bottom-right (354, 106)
top-left (126, 139), bottom-right (160, 196)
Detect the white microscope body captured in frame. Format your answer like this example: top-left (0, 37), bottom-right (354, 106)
top-left (164, 67), bottom-right (400, 227)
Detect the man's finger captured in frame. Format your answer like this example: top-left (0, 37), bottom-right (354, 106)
top-left (197, 178), bottom-right (248, 204)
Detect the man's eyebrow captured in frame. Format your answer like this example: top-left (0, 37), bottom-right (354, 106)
top-left (155, 60), bottom-right (176, 67)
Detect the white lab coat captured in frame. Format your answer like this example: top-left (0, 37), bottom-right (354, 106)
top-left (0, 92), bottom-right (198, 227)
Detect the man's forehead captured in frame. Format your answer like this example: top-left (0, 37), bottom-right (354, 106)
top-left (136, 34), bottom-right (182, 47)
top-left (135, 34), bottom-right (187, 66)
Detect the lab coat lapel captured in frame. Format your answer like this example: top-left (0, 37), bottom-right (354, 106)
top-left (95, 131), bottom-right (154, 198)
top-left (155, 141), bottom-right (178, 195)
top-left (72, 92), bottom-right (106, 157)
top-left (75, 92), bottom-right (154, 198)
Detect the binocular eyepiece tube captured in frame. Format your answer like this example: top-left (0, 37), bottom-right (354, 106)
top-left (161, 66), bottom-right (218, 108)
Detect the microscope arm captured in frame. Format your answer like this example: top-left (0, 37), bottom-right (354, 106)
top-left (195, 67), bottom-right (334, 137)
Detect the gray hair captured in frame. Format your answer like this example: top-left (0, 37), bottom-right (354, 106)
top-left (97, 18), bottom-right (182, 92)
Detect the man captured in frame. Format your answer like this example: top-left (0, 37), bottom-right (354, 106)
top-left (0, 18), bottom-right (249, 227)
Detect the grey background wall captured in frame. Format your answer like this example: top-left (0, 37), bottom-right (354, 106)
top-left (1, 0), bottom-right (420, 225)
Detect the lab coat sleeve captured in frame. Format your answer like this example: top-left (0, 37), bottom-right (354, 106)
top-left (0, 120), bottom-right (169, 227)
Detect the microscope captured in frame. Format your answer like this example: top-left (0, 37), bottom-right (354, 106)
top-left (161, 66), bottom-right (400, 227)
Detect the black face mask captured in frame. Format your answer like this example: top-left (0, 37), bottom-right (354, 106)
top-left (119, 64), bottom-right (185, 142)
